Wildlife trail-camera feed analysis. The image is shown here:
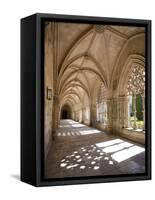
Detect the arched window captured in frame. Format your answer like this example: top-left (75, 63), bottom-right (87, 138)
top-left (126, 65), bottom-right (145, 130)
top-left (96, 83), bottom-right (107, 123)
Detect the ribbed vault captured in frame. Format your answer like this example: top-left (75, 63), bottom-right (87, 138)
top-left (44, 20), bottom-right (146, 161)
top-left (57, 24), bottom-right (145, 117)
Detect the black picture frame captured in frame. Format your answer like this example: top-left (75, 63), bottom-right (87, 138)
top-left (21, 13), bottom-right (151, 187)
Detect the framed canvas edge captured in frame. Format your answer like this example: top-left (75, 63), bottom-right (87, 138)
top-left (32, 13), bottom-right (151, 187)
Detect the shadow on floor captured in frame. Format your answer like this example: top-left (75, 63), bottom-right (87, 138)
top-left (45, 120), bottom-right (145, 179)
top-left (11, 174), bottom-right (20, 181)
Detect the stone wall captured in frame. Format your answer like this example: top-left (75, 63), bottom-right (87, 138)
top-left (44, 23), bottom-right (146, 155)
top-left (44, 23), bottom-right (54, 158)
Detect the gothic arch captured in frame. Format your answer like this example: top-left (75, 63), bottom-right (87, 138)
top-left (58, 28), bottom-right (94, 74)
top-left (110, 33), bottom-right (145, 91)
top-left (117, 54), bottom-right (145, 96)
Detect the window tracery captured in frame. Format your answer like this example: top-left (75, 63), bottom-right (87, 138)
top-left (126, 65), bottom-right (145, 130)
top-left (126, 65), bottom-right (145, 95)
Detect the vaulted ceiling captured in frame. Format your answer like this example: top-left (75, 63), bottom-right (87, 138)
top-left (55, 22), bottom-right (145, 110)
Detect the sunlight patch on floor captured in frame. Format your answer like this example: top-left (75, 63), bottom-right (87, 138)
top-left (102, 142), bottom-right (133, 153)
top-left (72, 124), bottom-right (86, 127)
top-left (57, 120), bottom-right (145, 173)
top-left (96, 139), bottom-right (123, 148)
top-left (79, 129), bottom-right (101, 135)
top-left (111, 145), bottom-right (145, 163)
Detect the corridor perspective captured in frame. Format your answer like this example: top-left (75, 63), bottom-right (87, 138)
top-left (44, 21), bottom-right (146, 178)
top-left (45, 119), bottom-right (145, 178)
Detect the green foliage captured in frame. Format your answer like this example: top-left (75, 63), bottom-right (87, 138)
top-left (129, 116), bottom-right (144, 128)
top-left (136, 94), bottom-right (143, 120)
top-left (131, 94), bottom-right (143, 120)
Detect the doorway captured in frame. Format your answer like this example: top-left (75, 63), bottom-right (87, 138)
top-left (61, 104), bottom-right (71, 119)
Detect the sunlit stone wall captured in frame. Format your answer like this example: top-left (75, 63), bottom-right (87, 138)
top-left (44, 23), bottom-right (54, 158)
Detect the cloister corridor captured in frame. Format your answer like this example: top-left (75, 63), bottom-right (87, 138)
top-left (44, 22), bottom-right (146, 178)
top-left (45, 119), bottom-right (145, 178)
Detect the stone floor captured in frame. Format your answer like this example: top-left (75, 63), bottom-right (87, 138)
top-left (45, 119), bottom-right (145, 179)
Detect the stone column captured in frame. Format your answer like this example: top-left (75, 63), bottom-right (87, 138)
top-left (133, 93), bottom-right (137, 129)
top-left (89, 104), bottom-right (94, 126)
top-left (103, 102), bottom-right (106, 125)
top-left (118, 98), bottom-right (121, 128)
top-left (52, 95), bottom-right (60, 139)
top-left (106, 99), bottom-right (112, 128)
top-left (111, 98), bottom-right (118, 131)
top-left (120, 97), bottom-right (124, 128)
top-left (96, 103), bottom-right (99, 122)
top-left (115, 96), bottom-right (129, 129)
top-left (123, 96), bottom-right (130, 128)
top-left (126, 95), bottom-right (131, 127)
top-left (82, 108), bottom-right (84, 123)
